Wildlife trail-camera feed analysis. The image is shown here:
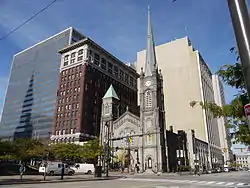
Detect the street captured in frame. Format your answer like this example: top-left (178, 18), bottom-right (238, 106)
top-left (2, 171), bottom-right (250, 188)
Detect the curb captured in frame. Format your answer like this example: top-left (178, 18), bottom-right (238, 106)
top-left (0, 176), bottom-right (124, 185)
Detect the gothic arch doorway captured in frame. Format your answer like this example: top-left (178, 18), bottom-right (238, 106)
top-left (148, 157), bottom-right (152, 169)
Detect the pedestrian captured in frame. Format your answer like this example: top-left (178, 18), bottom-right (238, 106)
top-left (19, 164), bottom-right (26, 180)
top-left (60, 164), bottom-right (65, 180)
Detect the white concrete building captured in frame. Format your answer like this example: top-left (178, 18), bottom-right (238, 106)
top-left (136, 37), bottom-right (222, 168)
top-left (212, 75), bottom-right (234, 164)
top-left (236, 152), bottom-right (250, 169)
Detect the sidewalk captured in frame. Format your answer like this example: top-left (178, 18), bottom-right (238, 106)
top-left (0, 174), bottom-right (123, 185)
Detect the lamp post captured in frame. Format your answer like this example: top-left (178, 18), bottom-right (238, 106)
top-left (105, 122), bottom-right (110, 177)
top-left (227, 0), bottom-right (250, 99)
top-left (43, 132), bottom-right (51, 181)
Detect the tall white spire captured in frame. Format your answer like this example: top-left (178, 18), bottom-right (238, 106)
top-left (144, 6), bottom-right (157, 77)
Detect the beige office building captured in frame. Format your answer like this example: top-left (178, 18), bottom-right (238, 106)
top-left (212, 75), bottom-right (234, 164)
top-left (136, 37), bottom-right (222, 168)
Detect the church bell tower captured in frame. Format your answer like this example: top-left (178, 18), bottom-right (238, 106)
top-left (140, 6), bottom-right (167, 173)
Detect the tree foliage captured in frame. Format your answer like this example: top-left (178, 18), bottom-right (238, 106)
top-left (190, 48), bottom-right (250, 145)
top-left (0, 137), bottom-right (103, 164)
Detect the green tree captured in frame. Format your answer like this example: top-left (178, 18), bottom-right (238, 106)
top-left (51, 143), bottom-right (82, 161)
top-left (11, 139), bottom-right (48, 163)
top-left (190, 48), bottom-right (250, 145)
top-left (0, 140), bottom-right (15, 160)
top-left (81, 138), bottom-right (103, 164)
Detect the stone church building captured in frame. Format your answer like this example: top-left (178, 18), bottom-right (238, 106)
top-left (100, 8), bottom-right (168, 173)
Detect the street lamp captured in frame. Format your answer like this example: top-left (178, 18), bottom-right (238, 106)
top-left (227, 0), bottom-right (250, 99)
top-left (104, 122), bottom-right (110, 177)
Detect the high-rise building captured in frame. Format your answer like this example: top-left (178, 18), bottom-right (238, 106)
top-left (212, 74), bottom-right (234, 164)
top-left (51, 37), bottom-right (139, 144)
top-left (0, 27), bottom-right (84, 141)
top-left (136, 37), bottom-right (222, 168)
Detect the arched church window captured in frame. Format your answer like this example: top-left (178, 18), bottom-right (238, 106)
top-left (147, 133), bottom-right (153, 145)
top-left (104, 104), bottom-right (109, 114)
top-left (145, 90), bottom-right (152, 108)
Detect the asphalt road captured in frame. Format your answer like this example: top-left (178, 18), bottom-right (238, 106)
top-left (2, 171), bottom-right (250, 188)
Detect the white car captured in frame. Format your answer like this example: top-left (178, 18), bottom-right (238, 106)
top-left (224, 168), bottom-right (230, 172)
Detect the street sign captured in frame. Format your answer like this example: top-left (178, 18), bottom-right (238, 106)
top-left (244, 103), bottom-right (250, 129)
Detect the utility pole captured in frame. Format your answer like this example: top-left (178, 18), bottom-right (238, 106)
top-left (105, 122), bottom-right (110, 177)
top-left (227, 0), bottom-right (250, 99)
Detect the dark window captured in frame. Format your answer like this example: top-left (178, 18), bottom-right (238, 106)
top-left (78, 49), bottom-right (83, 55)
top-left (94, 53), bottom-right (100, 66)
top-left (64, 55), bottom-right (69, 61)
top-left (64, 61), bottom-right (68, 66)
top-left (119, 69), bottom-right (124, 81)
top-left (71, 52), bottom-right (76, 58)
top-left (114, 66), bottom-right (118, 77)
top-left (130, 76), bottom-right (134, 86)
top-left (108, 62), bottom-right (113, 74)
top-left (101, 58), bottom-right (106, 70)
top-left (77, 56), bottom-right (83, 61)
top-left (125, 73), bottom-right (129, 84)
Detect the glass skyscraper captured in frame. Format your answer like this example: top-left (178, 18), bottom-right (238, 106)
top-left (0, 27), bottom-right (84, 141)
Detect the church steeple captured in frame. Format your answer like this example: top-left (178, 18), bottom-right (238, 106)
top-left (144, 6), bottom-right (157, 77)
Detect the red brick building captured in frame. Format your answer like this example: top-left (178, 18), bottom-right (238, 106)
top-left (51, 37), bottom-right (139, 144)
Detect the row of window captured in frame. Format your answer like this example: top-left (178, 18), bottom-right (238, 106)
top-left (237, 161), bottom-right (249, 163)
top-left (237, 157), bottom-right (248, 160)
top-left (89, 50), bottom-right (136, 87)
top-left (57, 103), bottom-right (79, 112)
top-left (57, 103), bottom-right (80, 112)
top-left (59, 87), bottom-right (81, 96)
top-left (63, 49), bottom-right (85, 66)
top-left (60, 73), bottom-right (82, 86)
top-left (55, 128), bottom-right (77, 135)
top-left (58, 95), bottom-right (79, 104)
top-left (61, 73), bottom-right (82, 83)
top-left (60, 79), bottom-right (81, 89)
top-left (62, 65), bottom-right (82, 75)
top-left (56, 110), bottom-right (79, 118)
top-left (55, 118), bottom-right (78, 127)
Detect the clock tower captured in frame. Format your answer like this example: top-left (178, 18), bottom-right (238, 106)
top-left (139, 6), bottom-right (167, 173)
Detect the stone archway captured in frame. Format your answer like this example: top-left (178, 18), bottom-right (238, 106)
top-left (148, 157), bottom-right (152, 169)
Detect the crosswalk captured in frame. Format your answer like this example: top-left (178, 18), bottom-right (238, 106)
top-left (119, 178), bottom-right (249, 187)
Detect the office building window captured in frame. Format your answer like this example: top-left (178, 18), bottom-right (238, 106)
top-left (114, 66), bottom-right (118, 77)
top-left (70, 59), bottom-right (75, 64)
top-left (108, 62), bottom-right (113, 74)
top-left (94, 53), bottom-right (100, 66)
top-left (125, 74), bottom-right (129, 84)
top-left (64, 55), bottom-right (69, 61)
top-left (101, 58), bottom-right (106, 70)
top-left (78, 49), bottom-right (83, 55)
top-left (78, 56), bottom-right (83, 61)
top-left (119, 70), bottom-right (124, 80)
top-left (71, 52), bottom-right (76, 58)
top-left (130, 76), bottom-right (134, 86)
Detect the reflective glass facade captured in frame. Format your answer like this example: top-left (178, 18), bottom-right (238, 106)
top-left (0, 28), bottom-right (84, 140)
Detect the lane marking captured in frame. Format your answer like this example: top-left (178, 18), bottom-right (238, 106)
top-left (225, 182), bottom-right (235, 186)
top-left (216, 182), bottom-right (225, 185)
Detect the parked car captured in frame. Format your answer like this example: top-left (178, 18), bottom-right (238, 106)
top-left (39, 161), bottom-right (74, 176)
top-left (71, 163), bottom-right (95, 174)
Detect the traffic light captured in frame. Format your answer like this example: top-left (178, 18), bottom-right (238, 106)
top-left (129, 137), bottom-right (133, 143)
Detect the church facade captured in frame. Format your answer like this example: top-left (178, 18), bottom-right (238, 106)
top-left (100, 8), bottom-right (168, 173)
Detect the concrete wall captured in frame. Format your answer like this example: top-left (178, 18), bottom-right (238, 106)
top-left (136, 37), bottom-right (207, 142)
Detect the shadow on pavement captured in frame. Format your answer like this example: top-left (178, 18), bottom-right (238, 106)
top-left (0, 175), bottom-right (124, 185)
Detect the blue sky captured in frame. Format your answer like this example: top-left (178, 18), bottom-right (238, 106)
top-left (0, 0), bottom-right (248, 151)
